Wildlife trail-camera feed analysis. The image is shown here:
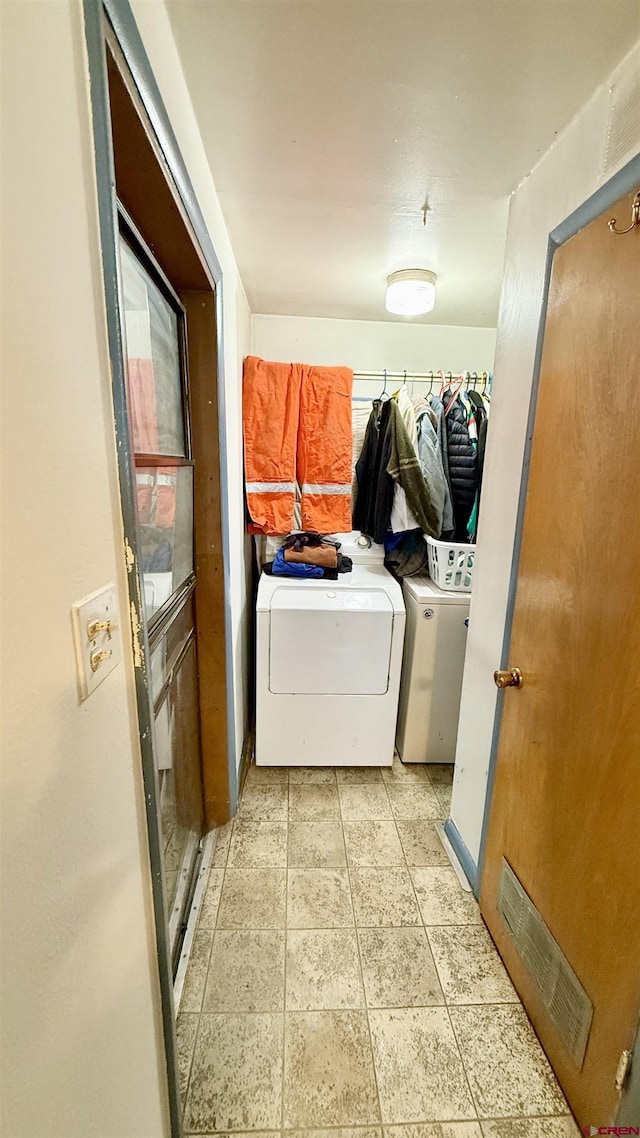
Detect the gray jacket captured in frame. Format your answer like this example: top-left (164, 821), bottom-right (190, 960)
top-left (419, 403), bottom-right (454, 535)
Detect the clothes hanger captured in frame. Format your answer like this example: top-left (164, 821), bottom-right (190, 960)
top-left (443, 371), bottom-right (466, 417)
top-left (377, 368), bottom-right (390, 402)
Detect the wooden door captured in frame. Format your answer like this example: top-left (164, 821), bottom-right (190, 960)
top-left (480, 187), bottom-right (640, 1127)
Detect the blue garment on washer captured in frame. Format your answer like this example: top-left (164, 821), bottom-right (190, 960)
top-left (271, 548), bottom-right (324, 578)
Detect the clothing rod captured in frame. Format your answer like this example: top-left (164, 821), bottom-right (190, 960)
top-left (352, 370), bottom-right (491, 382)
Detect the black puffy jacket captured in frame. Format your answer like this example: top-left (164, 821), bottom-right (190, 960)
top-left (444, 393), bottom-right (477, 540)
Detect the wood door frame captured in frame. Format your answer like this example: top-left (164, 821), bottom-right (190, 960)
top-left (83, 1), bottom-right (240, 1132)
top-left (442, 152), bottom-right (640, 904)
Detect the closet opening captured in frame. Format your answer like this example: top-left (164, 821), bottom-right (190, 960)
top-left (248, 361), bottom-right (490, 785)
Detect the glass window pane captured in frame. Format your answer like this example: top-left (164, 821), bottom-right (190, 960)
top-left (119, 237), bottom-right (186, 456)
top-left (137, 465), bottom-right (193, 621)
top-left (157, 637), bottom-right (203, 915)
top-left (150, 598), bottom-right (195, 704)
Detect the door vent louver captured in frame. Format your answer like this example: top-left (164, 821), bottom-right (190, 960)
top-left (602, 55), bottom-right (640, 182)
top-left (498, 860), bottom-right (593, 1068)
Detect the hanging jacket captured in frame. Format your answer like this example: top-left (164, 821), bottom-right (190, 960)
top-left (243, 356), bottom-right (353, 535)
top-left (396, 385), bottom-right (418, 449)
top-left (415, 409), bottom-right (449, 537)
top-left (464, 389), bottom-right (489, 542)
top-left (428, 395), bottom-right (455, 536)
top-left (467, 389), bottom-right (488, 483)
top-left (354, 399), bottom-right (439, 543)
top-left (443, 390), bottom-right (477, 541)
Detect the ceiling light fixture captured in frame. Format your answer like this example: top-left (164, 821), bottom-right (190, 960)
top-left (385, 269), bottom-right (437, 316)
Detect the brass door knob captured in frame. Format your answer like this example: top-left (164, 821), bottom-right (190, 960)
top-left (494, 668), bottom-right (524, 689)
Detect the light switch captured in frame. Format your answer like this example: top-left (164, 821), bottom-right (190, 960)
top-left (71, 584), bottom-right (122, 700)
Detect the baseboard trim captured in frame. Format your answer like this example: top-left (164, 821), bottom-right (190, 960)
top-left (444, 816), bottom-right (479, 898)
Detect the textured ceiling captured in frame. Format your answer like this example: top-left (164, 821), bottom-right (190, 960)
top-left (166, 0), bottom-right (639, 326)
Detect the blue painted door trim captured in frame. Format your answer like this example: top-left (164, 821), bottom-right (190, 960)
top-left (476, 152), bottom-right (640, 897)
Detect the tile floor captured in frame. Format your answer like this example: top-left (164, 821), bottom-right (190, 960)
top-left (177, 759), bottom-right (578, 1137)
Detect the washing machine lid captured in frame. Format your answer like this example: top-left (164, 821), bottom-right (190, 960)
top-left (269, 584), bottom-right (394, 695)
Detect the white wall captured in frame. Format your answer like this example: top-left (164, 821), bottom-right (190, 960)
top-left (130, 0), bottom-right (253, 771)
top-left (252, 314), bottom-right (496, 377)
top-left (1, 3), bottom-right (169, 1135)
top-left (450, 42), bottom-right (640, 871)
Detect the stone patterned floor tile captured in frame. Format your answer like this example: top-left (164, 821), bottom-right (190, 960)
top-left (369, 1006), bottom-right (477, 1123)
top-left (384, 1125), bottom-right (483, 1138)
top-left (283, 1010), bottom-right (381, 1128)
top-left (180, 928), bottom-right (213, 1013)
top-left (351, 866), bottom-right (422, 927)
top-left (425, 764), bottom-right (455, 787)
top-left (434, 785), bottom-right (453, 817)
top-left (289, 783), bottom-right (342, 820)
top-left (382, 760), bottom-right (430, 785)
top-left (396, 821), bottom-right (450, 867)
top-left (427, 926), bottom-right (518, 1005)
top-left (449, 1005), bottom-right (568, 1118)
top-left (358, 927), bottom-right (444, 1007)
top-left (244, 763), bottom-right (289, 786)
top-left (184, 1012), bottom-right (283, 1132)
top-left (227, 820), bottom-right (288, 868)
top-left (289, 767), bottom-right (338, 784)
top-left (288, 1130), bottom-right (383, 1138)
top-left (187, 1133), bottom-right (280, 1138)
top-left (176, 1012), bottom-right (198, 1105)
top-left (181, 765), bottom-right (572, 1137)
top-left (339, 783), bottom-right (394, 821)
top-left (287, 868), bottom-right (354, 928)
top-left (344, 821), bottom-right (405, 867)
top-left (336, 767), bottom-right (385, 783)
top-left (217, 868), bottom-right (287, 929)
top-left (237, 783), bottom-right (289, 821)
top-left (386, 784), bottom-right (442, 820)
top-left (197, 869), bottom-right (225, 929)
top-left (480, 1120), bottom-right (580, 1138)
top-left (203, 930), bottom-right (285, 1012)
top-left (410, 868), bottom-right (482, 926)
top-left (211, 820), bottom-right (234, 867)
top-left (288, 820), bottom-right (347, 867)
top-left (286, 928), bottom-right (365, 1010)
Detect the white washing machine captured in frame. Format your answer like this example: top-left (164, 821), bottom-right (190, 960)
top-left (256, 534), bottom-right (405, 767)
top-left (395, 575), bottom-right (470, 764)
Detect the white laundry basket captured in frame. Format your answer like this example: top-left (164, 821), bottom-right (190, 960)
top-left (426, 536), bottom-right (475, 592)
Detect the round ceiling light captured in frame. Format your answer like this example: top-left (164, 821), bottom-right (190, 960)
top-left (385, 269), bottom-right (437, 316)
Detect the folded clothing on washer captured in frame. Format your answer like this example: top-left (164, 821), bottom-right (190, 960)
top-left (264, 547), bottom-right (353, 580)
top-left (284, 544), bottom-right (338, 568)
top-left (267, 549), bottom-right (338, 580)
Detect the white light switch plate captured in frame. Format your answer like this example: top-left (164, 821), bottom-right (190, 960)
top-left (71, 584), bottom-right (122, 700)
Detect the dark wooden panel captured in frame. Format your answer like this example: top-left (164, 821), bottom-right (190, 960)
top-left (182, 291), bottom-right (231, 826)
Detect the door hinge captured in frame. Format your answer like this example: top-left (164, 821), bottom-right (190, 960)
top-left (615, 1048), bottom-right (632, 1092)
